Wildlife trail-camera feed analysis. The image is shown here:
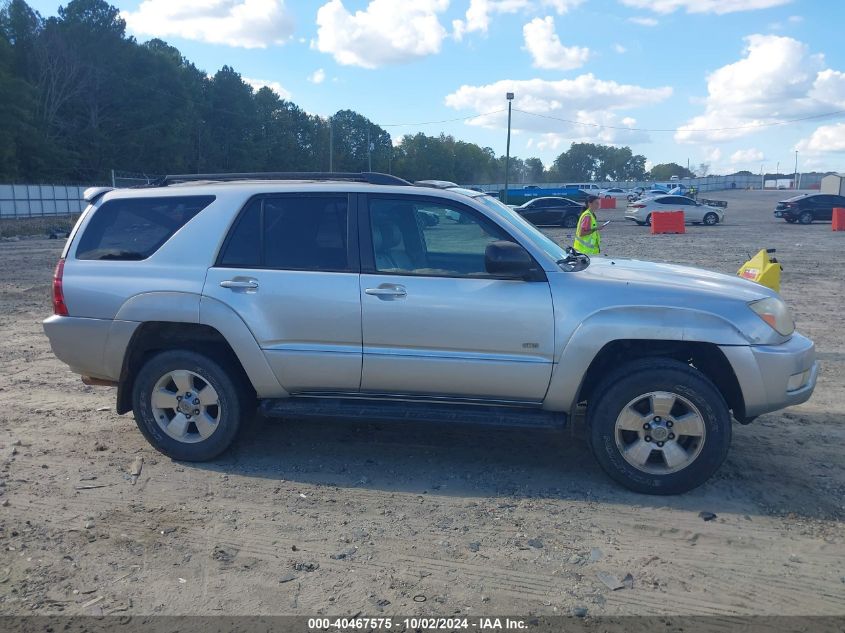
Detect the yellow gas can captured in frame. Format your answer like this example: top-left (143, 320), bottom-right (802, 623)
top-left (738, 248), bottom-right (782, 292)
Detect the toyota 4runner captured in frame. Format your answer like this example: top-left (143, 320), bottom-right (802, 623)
top-left (43, 172), bottom-right (818, 494)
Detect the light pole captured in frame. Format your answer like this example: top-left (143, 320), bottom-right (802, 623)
top-left (760, 163), bottom-right (765, 190)
top-left (793, 150), bottom-right (798, 189)
top-left (504, 92), bottom-right (514, 204)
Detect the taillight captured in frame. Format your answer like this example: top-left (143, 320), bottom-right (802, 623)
top-left (52, 259), bottom-right (68, 316)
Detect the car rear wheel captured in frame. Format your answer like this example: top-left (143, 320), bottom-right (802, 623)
top-left (798, 211), bottom-right (813, 225)
top-left (645, 213), bottom-right (652, 226)
top-left (703, 212), bottom-right (719, 226)
top-left (562, 214), bottom-right (578, 229)
top-left (132, 350), bottom-right (245, 461)
top-left (587, 358), bottom-right (732, 494)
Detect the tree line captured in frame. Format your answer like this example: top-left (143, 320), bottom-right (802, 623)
top-left (2, 0), bottom-right (661, 185)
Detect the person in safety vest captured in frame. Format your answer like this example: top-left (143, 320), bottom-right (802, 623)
top-left (573, 195), bottom-right (604, 255)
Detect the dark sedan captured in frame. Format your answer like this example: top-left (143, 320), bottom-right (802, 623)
top-left (774, 193), bottom-right (845, 224)
top-left (513, 196), bottom-right (582, 228)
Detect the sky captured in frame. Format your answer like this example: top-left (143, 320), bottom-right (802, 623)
top-left (26, 0), bottom-right (845, 175)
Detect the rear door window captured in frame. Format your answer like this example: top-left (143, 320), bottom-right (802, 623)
top-left (217, 195), bottom-right (351, 271)
top-left (76, 196), bottom-right (214, 260)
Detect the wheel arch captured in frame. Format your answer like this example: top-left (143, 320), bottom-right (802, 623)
top-left (574, 339), bottom-right (745, 422)
top-left (116, 321), bottom-right (264, 415)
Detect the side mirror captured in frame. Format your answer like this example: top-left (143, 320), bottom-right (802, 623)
top-left (485, 240), bottom-right (538, 279)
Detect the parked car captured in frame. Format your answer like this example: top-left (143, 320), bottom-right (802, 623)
top-left (774, 193), bottom-right (845, 224)
top-left (600, 188), bottom-right (630, 200)
top-left (625, 195), bottom-right (726, 226)
top-left (512, 196), bottom-right (582, 228)
top-left (43, 172), bottom-right (816, 495)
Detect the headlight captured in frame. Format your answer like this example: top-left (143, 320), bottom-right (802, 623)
top-left (748, 297), bottom-right (794, 336)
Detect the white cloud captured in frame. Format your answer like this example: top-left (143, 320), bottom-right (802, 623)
top-left (122, 0), bottom-right (295, 49)
top-left (445, 75), bottom-right (671, 145)
top-left (628, 16), bottom-right (658, 26)
top-left (542, 0), bottom-right (584, 13)
top-left (522, 17), bottom-right (590, 70)
top-left (309, 68), bottom-right (326, 84)
top-left (796, 123), bottom-right (845, 154)
top-left (452, 0), bottom-right (583, 40)
top-left (788, 14), bottom-right (802, 22)
top-left (675, 35), bottom-right (845, 143)
top-left (453, 0), bottom-right (530, 41)
top-left (613, 43), bottom-right (627, 53)
top-left (705, 147), bottom-right (722, 162)
top-left (315, 0), bottom-right (448, 68)
top-left (620, 0), bottom-right (791, 15)
top-left (730, 148), bottom-right (764, 163)
top-left (243, 77), bottom-right (292, 99)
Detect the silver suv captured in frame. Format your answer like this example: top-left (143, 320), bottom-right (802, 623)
top-left (43, 172), bottom-right (818, 494)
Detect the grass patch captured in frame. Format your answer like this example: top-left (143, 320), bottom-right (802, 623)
top-left (0, 215), bottom-right (80, 239)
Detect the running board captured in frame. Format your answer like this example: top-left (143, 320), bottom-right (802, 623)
top-left (259, 397), bottom-right (567, 430)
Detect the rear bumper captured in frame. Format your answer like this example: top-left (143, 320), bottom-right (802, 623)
top-left (43, 315), bottom-right (138, 381)
top-left (720, 332), bottom-right (818, 418)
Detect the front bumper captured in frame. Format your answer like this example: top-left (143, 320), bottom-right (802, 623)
top-left (719, 332), bottom-right (818, 419)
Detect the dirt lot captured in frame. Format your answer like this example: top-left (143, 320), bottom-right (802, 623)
top-left (0, 190), bottom-right (842, 617)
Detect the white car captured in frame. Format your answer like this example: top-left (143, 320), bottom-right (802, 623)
top-left (625, 195), bottom-right (726, 226)
top-left (600, 188), bottom-right (630, 200)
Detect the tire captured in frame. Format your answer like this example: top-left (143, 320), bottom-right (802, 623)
top-left (645, 213), bottom-right (652, 226)
top-left (785, 218), bottom-right (797, 223)
top-left (703, 212), bottom-right (719, 226)
top-left (587, 358), bottom-right (732, 495)
top-left (605, 195), bottom-right (612, 199)
top-left (798, 211), bottom-right (813, 225)
top-left (132, 350), bottom-right (244, 461)
top-left (562, 214), bottom-right (578, 229)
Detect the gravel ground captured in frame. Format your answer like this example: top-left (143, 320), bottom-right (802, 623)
top-left (0, 189), bottom-right (842, 617)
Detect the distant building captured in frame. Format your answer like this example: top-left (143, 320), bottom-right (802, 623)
top-left (820, 173), bottom-right (845, 196)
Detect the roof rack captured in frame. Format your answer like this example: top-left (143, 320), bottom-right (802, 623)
top-left (152, 172), bottom-right (411, 187)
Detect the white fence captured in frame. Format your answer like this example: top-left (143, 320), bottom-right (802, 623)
top-left (0, 184), bottom-right (87, 218)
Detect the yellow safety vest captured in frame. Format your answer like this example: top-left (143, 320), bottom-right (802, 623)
top-left (574, 209), bottom-right (600, 255)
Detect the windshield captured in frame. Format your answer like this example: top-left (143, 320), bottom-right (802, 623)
top-left (474, 195), bottom-right (567, 262)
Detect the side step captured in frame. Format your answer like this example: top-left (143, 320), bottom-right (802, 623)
top-left (259, 397), bottom-right (567, 430)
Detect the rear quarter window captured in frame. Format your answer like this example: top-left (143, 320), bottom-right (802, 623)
top-left (76, 196), bottom-right (215, 260)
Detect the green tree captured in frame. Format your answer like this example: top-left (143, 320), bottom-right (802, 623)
top-left (648, 162), bottom-right (695, 180)
top-left (523, 157), bottom-right (544, 183)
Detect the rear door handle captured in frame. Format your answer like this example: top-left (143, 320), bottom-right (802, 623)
top-left (365, 285), bottom-right (407, 298)
top-left (220, 279), bottom-right (259, 290)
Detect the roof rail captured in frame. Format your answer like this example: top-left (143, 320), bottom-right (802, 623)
top-left (152, 172), bottom-right (411, 187)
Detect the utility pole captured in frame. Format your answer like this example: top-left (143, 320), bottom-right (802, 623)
top-left (793, 150), bottom-right (798, 189)
top-left (760, 163), bottom-right (764, 190)
top-left (329, 116), bottom-right (333, 172)
top-left (367, 126), bottom-right (372, 172)
top-left (504, 92), bottom-right (514, 204)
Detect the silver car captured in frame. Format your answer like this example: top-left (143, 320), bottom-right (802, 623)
top-left (43, 172), bottom-right (816, 494)
top-left (626, 195), bottom-right (726, 226)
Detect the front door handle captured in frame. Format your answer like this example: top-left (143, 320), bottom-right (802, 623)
top-left (220, 279), bottom-right (259, 290)
top-left (365, 285), bottom-right (407, 298)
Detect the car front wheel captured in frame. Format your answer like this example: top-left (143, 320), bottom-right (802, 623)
top-left (132, 350), bottom-right (245, 461)
top-left (798, 211), bottom-right (813, 225)
top-left (703, 212), bottom-right (719, 226)
top-left (587, 358), bottom-right (732, 494)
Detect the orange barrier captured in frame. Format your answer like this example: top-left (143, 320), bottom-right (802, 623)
top-left (651, 210), bottom-right (685, 234)
top-left (600, 197), bottom-right (617, 209)
top-left (833, 207), bottom-right (845, 231)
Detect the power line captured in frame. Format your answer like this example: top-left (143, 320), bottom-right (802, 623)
top-left (512, 107), bottom-right (845, 133)
top-left (380, 109), bottom-right (507, 127)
